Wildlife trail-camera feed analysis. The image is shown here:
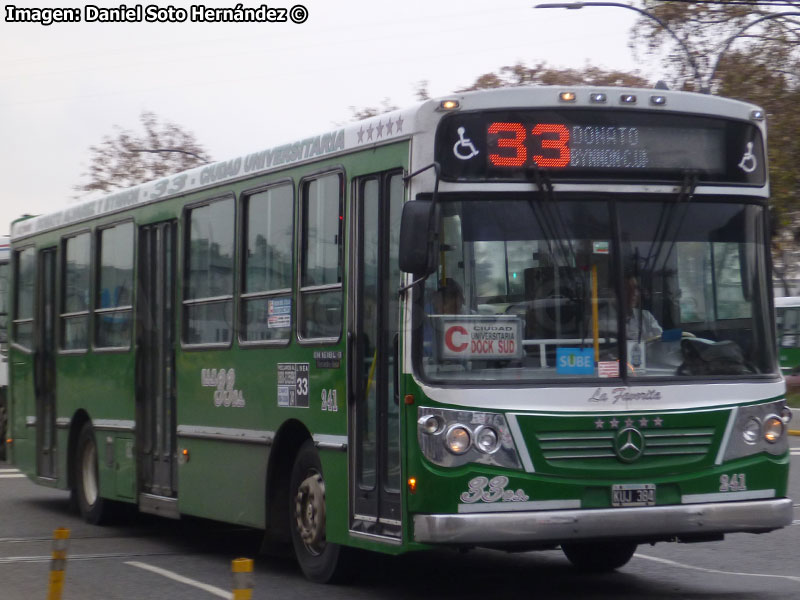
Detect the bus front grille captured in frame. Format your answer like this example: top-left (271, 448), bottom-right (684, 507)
top-left (536, 428), bottom-right (715, 462)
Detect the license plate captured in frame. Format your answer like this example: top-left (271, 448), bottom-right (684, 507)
top-left (612, 483), bottom-right (656, 507)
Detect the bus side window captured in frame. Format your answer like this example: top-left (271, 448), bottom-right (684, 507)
top-left (184, 197), bottom-right (235, 345)
top-left (12, 247), bottom-right (35, 349)
top-left (241, 183), bottom-right (294, 343)
top-left (95, 222), bottom-right (134, 349)
top-left (62, 232), bottom-right (91, 351)
top-left (298, 172), bottom-right (343, 341)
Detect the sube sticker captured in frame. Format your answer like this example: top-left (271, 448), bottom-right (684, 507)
top-left (556, 348), bottom-right (594, 375)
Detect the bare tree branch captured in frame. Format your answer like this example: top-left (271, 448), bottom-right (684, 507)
top-left (74, 111), bottom-right (212, 198)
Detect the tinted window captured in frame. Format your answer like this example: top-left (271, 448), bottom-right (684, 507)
top-left (96, 222), bottom-right (134, 348)
top-left (299, 173), bottom-right (343, 340)
top-left (185, 198), bottom-right (235, 344)
top-left (302, 175), bottom-right (342, 288)
top-left (242, 184), bottom-right (294, 343)
top-left (62, 232), bottom-right (91, 350)
top-left (13, 247), bottom-right (35, 349)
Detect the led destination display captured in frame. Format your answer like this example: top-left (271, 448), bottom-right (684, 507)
top-left (436, 109), bottom-right (765, 184)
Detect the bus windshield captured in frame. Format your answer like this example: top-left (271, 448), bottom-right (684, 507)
top-left (418, 195), bottom-right (775, 382)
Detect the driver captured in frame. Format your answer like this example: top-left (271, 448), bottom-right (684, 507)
top-left (625, 275), bottom-right (662, 340)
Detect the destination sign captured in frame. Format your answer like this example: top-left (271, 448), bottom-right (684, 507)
top-left (436, 109), bottom-right (765, 185)
top-left (434, 315), bottom-right (523, 361)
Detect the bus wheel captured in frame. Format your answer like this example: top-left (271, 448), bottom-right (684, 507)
top-left (289, 440), bottom-right (350, 583)
top-left (561, 541), bottom-right (638, 572)
top-left (75, 422), bottom-right (111, 525)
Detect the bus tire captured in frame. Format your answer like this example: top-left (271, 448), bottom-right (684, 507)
top-left (289, 439), bottom-right (351, 583)
top-left (561, 540), bottom-right (637, 572)
top-left (75, 422), bottom-right (112, 525)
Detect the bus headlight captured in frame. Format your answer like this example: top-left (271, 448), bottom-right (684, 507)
top-left (742, 417), bottom-right (760, 445)
top-left (445, 425), bottom-right (472, 454)
top-left (763, 416), bottom-right (784, 443)
top-left (474, 426), bottom-right (500, 454)
top-left (417, 407), bottom-right (521, 469)
top-left (418, 414), bottom-right (444, 435)
top-left (723, 400), bottom-right (790, 461)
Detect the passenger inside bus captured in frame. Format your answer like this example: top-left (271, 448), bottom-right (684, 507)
top-left (432, 278), bottom-right (465, 315)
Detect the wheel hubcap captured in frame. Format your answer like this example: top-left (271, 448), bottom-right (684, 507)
top-left (81, 441), bottom-right (98, 506)
top-left (295, 471), bottom-right (326, 555)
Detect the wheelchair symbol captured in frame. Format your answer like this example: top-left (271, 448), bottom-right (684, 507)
top-left (738, 142), bottom-right (757, 173)
top-left (453, 127), bottom-right (479, 160)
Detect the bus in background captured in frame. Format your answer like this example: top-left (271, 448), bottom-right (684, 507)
top-left (0, 235), bottom-right (9, 460)
top-left (775, 296), bottom-right (800, 380)
top-left (7, 86), bottom-right (793, 581)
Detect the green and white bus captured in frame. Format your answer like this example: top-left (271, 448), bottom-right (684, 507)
top-left (775, 296), bottom-right (800, 376)
top-left (8, 86), bottom-right (793, 581)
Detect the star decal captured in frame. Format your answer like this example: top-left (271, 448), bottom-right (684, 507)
top-left (593, 415), bottom-right (664, 431)
top-left (356, 116), bottom-right (406, 145)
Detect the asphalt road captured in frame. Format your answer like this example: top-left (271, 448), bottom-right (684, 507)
top-left (1, 439), bottom-right (799, 599)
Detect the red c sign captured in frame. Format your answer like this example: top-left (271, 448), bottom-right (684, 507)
top-left (445, 325), bottom-right (469, 353)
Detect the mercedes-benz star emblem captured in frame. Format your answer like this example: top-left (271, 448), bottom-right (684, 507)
top-left (614, 427), bottom-right (645, 463)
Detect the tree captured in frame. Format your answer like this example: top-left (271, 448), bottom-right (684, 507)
top-left (74, 111), bottom-right (212, 197)
top-left (351, 65), bottom-right (649, 120)
top-left (348, 98), bottom-right (399, 121)
top-left (457, 61), bottom-right (650, 91)
top-left (348, 80), bottom-right (431, 121)
top-left (630, 1), bottom-right (800, 291)
top-left (632, 1), bottom-right (800, 93)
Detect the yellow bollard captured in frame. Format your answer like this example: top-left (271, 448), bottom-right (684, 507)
top-left (47, 528), bottom-right (70, 600)
top-left (231, 558), bottom-right (254, 600)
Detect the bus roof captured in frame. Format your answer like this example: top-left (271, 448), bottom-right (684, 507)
top-left (10, 85), bottom-right (765, 242)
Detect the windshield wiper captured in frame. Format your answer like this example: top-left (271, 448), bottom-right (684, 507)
top-left (632, 171), bottom-right (698, 343)
top-left (529, 168), bottom-right (591, 344)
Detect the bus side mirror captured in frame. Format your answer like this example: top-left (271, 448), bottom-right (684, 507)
top-left (399, 200), bottom-right (438, 275)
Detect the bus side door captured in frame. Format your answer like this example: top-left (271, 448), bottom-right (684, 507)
top-left (349, 171), bottom-right (404, 538)
top-left (136, 220), bottom-right (178, 516)
top-left (35, 247), bottom-right (57, 479)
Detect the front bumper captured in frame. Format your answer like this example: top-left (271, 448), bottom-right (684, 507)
top-left (413, 498), bottom-right (793, 545)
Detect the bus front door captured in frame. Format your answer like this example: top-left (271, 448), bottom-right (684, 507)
top-left (136, 221), bottom-right (178, 517)
top-left (35, 247), bottom-right (57, 479)
top-left (350, 172), bottom-right (404, 539)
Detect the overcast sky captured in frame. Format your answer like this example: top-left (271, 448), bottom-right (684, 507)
top-left (0, 0), bottom-right (663, 234)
